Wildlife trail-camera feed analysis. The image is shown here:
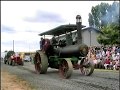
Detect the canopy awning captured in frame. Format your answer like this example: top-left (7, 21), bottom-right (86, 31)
top-left (39, 24), bottom-right (86, 36)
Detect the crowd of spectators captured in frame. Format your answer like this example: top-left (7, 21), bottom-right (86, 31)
top-left (87, 45), bottom-right (120, 70)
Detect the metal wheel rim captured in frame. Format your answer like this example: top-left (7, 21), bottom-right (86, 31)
top-left (80, 60), bottom-right (94, 76)
top-left (34, 51), bottom-right (48, 74)
top-left (35, 53), bottom-right (41, 74)
top-left (80, 65), bottom-right (91, 75)
top-left (59, 59), bottom-right (73, 79)
top-left (59, 60), bottom-right (69, 78)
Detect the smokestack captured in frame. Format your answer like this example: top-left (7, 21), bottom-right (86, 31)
top-left (76, 15), bottom-right (82, 44)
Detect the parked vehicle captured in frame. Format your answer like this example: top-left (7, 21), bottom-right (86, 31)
top-left (23, 55), bottom-right (31, 62)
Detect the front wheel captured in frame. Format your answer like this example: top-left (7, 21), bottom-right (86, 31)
top-left (34, 51), bottom-right (48, 74)
top-left (80, 59), bottom-right (94, 76)
top-left (59, 59), bottom-right (73, 79)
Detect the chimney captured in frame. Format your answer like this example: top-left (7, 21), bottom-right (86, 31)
top-left (76, 15), bottom-right (82, 44)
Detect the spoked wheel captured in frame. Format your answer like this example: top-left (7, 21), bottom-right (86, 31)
top-left (34, 51), bottom-right (48, 74)
top-left (59, 59), bottom-right (73, 79)
top-left (80, 59), bottom-right (94, 76)
top-left (35, 53), bottom-right (41, 74)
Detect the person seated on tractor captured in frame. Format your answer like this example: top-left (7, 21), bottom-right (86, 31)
top-left (59, 39), bottom-right (66, 47)
top-left (40, 37), bottom-right (45, 50)
top-left (51, 36), bottom-right (58, 47)
top-left (66, 33), bottom-right (73, 46)
top-left (73, 36), bottom-right (77, 45)
top-left (42, 39), bottom-right (55, 57)
top-left (42, 39), bottom-right (51, 52)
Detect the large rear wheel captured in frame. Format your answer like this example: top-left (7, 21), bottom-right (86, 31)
top-left (59, 59), bottom-right (73, 79)
top-left (80, 59), bottom-right (94, 76)
top-left (34, 51), bottom-right (48, 74)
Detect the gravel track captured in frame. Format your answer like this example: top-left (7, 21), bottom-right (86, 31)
top-left (1, 61), bottom-right (119, 90)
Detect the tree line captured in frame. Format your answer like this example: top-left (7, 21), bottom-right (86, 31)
top-left (88, 1), bottom-right (119, 45)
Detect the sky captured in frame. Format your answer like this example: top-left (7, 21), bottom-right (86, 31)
top-left (1, 1), bottom-right (114, 53)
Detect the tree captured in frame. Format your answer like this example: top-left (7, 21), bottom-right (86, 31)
top-left (88, 13), bottom-right (94, 27)
top-left (88, 1), bottom-right (119, 29)
top-left (97, 23), bottom-right (120, 45)
top-left (4, 50), bottom-right (8, 52)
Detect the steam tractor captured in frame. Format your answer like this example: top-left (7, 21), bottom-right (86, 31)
top-left (4, 50), bottom-right (24, 66)
top-left (34, 15), bottom-right (94, 78)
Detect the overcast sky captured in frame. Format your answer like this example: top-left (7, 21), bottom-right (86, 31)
top-left (1, 1), bottom-right (114, 53)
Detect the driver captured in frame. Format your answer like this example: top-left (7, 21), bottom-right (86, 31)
top-left (51, 36), bottom-right (58, 47)
top-left (40, 37), bottom-right (45, 50)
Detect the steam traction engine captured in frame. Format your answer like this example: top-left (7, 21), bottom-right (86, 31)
top-left (34, 15), bottom-right (94, 79)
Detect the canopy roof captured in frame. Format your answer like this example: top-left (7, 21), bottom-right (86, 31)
top-left (39, 24), bottom-right (85, 36)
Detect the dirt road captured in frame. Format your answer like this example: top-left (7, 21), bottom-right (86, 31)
top-left (1, 69), bottom-right (35, 90)
top-left (1, 61), bottom-right (119, 90)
